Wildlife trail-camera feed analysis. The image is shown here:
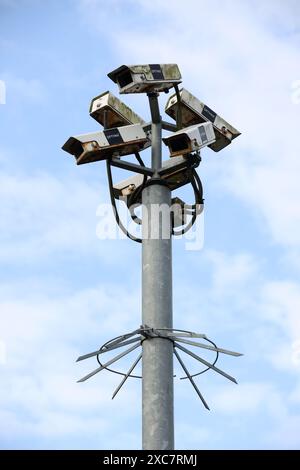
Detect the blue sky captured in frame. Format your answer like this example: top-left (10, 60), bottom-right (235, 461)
top-left (1, 0), bottom-right (300, 450)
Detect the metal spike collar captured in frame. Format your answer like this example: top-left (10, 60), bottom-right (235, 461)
top-left (76, 326), bottom-right (242, 410)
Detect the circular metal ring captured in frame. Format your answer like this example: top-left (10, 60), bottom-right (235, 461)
top-left (94, 327), bottom-right (220, 381)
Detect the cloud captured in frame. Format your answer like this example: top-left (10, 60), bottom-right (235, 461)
top-left (207, 251), bottom-right (258, 294)
top-left (267, 414), bottom-right (300, 449)
top-left (0, 73), bottom-right (48, 104)
top-left (256, 281), bottom-right (300, 372)
top-left (0, 162), bottom-right (132, 264)
top-left (173, 248), bottom-right (300, 378)
top-left (176, 377), bottom-right (300, 449)
top-left (212, 382), bottom-right (279, 414)
top-left (261, 281), bottom-right (300, 340)
top-left (0, 278), bottom-right (141, 449)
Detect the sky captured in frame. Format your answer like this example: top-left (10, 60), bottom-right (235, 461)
top-left (0, 0), bottom-right (300, 450)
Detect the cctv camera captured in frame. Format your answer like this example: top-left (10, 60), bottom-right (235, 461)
top-left (107, 64), bottom-right (182, 94)
top-left (113, 154), bottom-right (200, 200)
top-left (62, 124), bottom-right (150, 165)
top-left (171, 197), bottom-right (188, 228)
top-left (113, 173), bottom-right (145, 199)
top-left (163, 122), bottom-right (216, 158)
top-left (89, 91), bottom-right (146, 128)
top-left (165, 88), bottom-right (241, 152)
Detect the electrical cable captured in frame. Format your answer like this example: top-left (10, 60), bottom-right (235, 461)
top-left (106, 156), bottom-right (143, 244)
top-left (172, 169), bottom-right (204, 236)
top-left (127, 152), bottom-right (148, 225)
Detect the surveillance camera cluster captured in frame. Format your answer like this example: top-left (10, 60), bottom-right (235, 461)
top-left (62, 64), bottom-right (241, 241)
top-left (62, 63), bottom-right (240, 165)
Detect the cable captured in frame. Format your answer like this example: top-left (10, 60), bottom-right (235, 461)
top-left (172, 175), bottom-right (198, 236)
top-left (172, 169), bottom-right (204, 236)
top-left (127, 152), bottom-right (147, 225)
top-left (127, 152), bottom-right (148, 225)
top-left (107, 147), bottom-right (203, 240)
top-left (133, 151), bottom-right (146, 169)
top-left (106, 158), bottom-right (142, 243)
top-left (129, 202), bottom-right (142, 225)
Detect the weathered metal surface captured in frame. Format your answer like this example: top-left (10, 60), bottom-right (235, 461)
top-left (113, 154), bottom-right (200, 200)
top-left (90, 91), bottom-right (146, 128)
top-left (165, 88), bottom-right (241, 152)
top-left (62, 124), bottom-right (151, 165)
top-left (163, 122), bottom-right (216, 157)
top-left (108, 64), bottom-right (181, 94)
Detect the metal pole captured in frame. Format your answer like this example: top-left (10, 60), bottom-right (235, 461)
top-left (142, 94), bottom-right (174, 450)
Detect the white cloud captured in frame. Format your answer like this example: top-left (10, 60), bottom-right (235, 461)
top-left (0, 169), bottom-right (96, 260)
top-left (176, 377), bottom-right (300, 448)
top-left (261, 281), bottom-right (300, 340)
top-left (207, 251), bottom-right (258, 293)
top-left (0, 279), bottom-right (141, 448)
top-left (267, 414), bottom-right (300, 449)
top-left (256, 281), bottom-right (300, 372)
top-left (212, 382), bottom-right (278, 414)
top-left (173, 249), bottom-right (300, 377)
top-left (0, 164), bottom-right (136, 263)
top-left (0, 74), bottom-right (48, 104)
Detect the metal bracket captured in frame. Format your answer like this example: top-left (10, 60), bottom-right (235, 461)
top-left (76, 325), bottom-right (242, 409)
top-left (157, 153), bottom-right (200, 178)
top-left (161, 120), bottom-right (178, 132)
top-left (110, 157), bottom-right (154, 177)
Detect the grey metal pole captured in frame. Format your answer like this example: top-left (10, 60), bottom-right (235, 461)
top-left (142, 94), bottom-right (174, 450)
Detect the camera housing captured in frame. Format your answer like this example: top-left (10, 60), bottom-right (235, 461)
top-left (89, 91), bottom-right (146, 128)
top-left (165, 88), bottom-right (241, 152)
top-left (62, 124), bottom-right (150, 165)
top-left (163, 122), bottom-right (216, 157)
top-left (171, 197), bottom-right (188, 228)
top-left (107, 64), bottom-right (182, 94)
top-left (113, 154), bottom-right (199, 200)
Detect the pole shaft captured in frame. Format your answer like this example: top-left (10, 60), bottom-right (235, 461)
top-left (151, 121), bottom-right (162, 171)
top-left (142, 99), bottom-right (174, 450)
